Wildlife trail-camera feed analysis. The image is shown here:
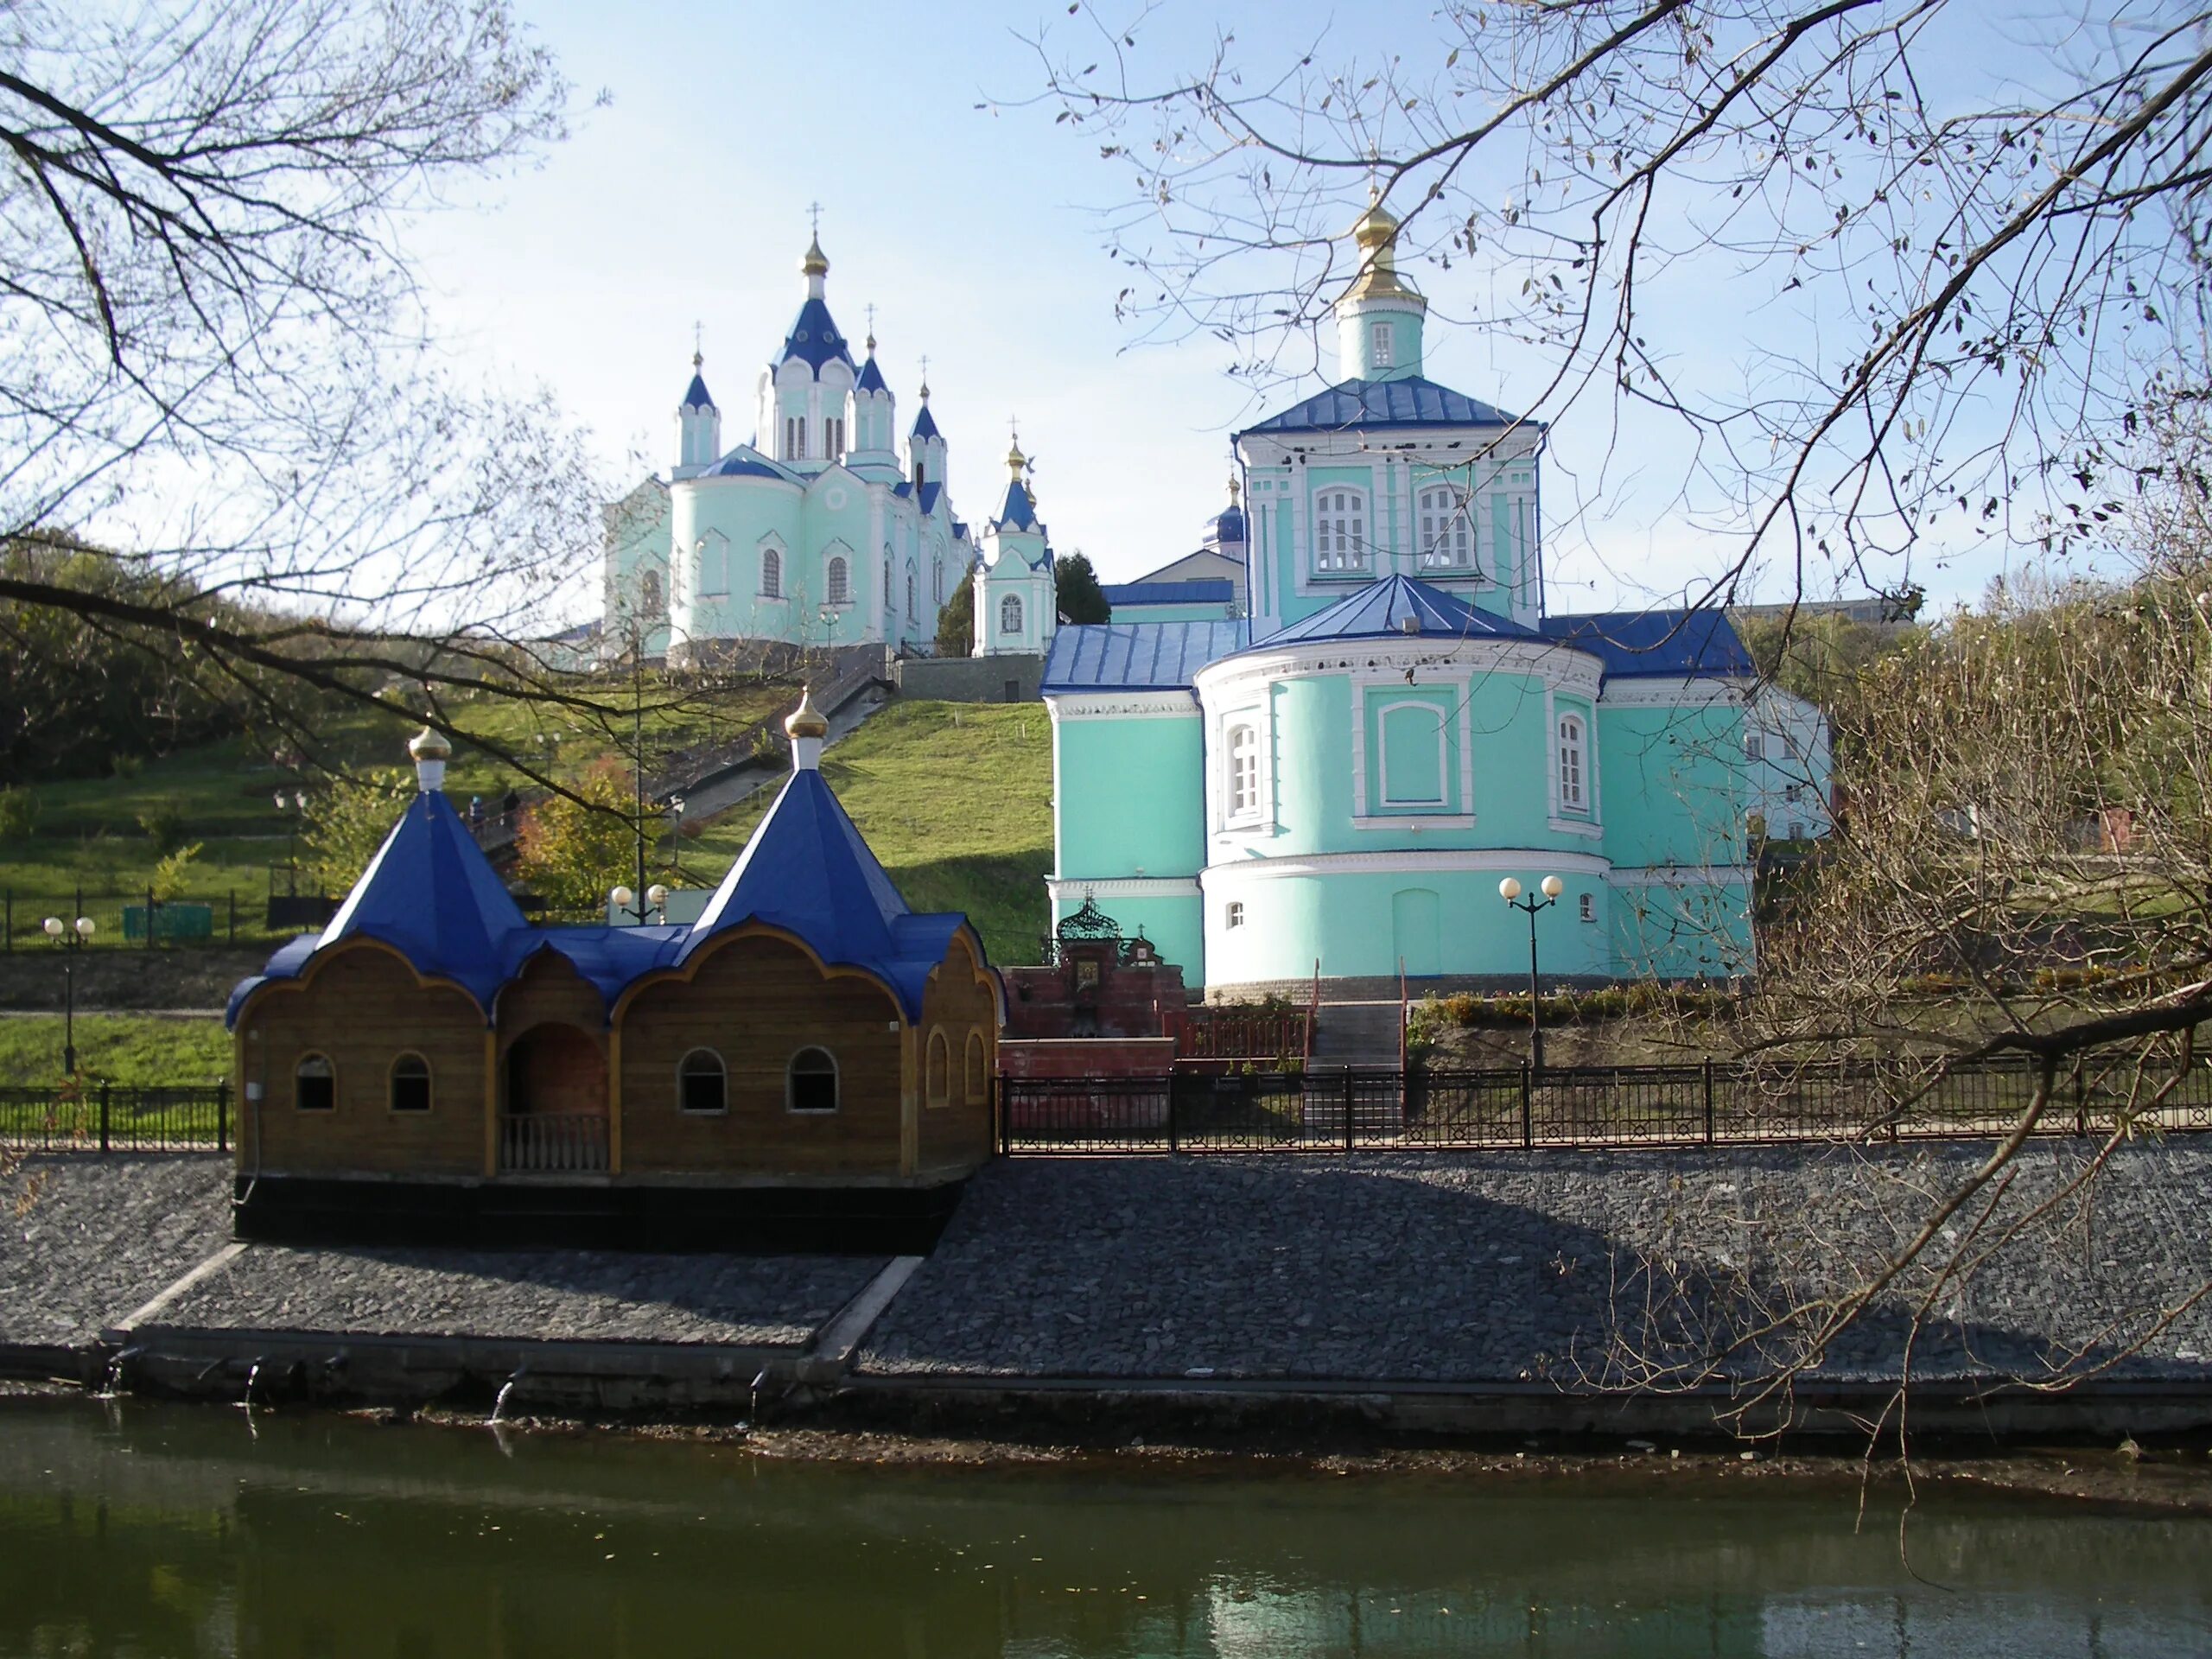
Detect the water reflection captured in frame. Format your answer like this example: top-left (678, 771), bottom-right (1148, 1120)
top-left (0, 1400), bottom-right (2203, 1657)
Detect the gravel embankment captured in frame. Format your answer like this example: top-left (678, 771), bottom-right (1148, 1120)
top-left (859, 1143), bottom-right (2212, 1386)
top-left (159, 1245), bottom-right (887, 1348)
top-left (0, 1154), bottom-right (233, 1349)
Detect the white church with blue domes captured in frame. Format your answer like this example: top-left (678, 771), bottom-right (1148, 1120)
top-left (602, 229), bottom-right (1056, 664)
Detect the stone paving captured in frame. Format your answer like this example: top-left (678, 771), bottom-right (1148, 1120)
top-left (158, 1244), bottom-right (885, 1348)
top-left (858, 1143), bottom-right (2212, 1387)
top-left (0, 1155), bottom-right (233, 1348)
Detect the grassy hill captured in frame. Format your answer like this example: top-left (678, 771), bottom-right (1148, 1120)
top-left (683, 700), bottom-right (1053, 967)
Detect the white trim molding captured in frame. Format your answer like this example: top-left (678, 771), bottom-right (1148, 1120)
top-left (1046, 690), bottom-right (1201, 722)
top-left (1202, 636), bottom-right (1602, 703)
top-left (1597, 676), bottom-right (1751, 709)
top-left (1046, 876), bottom-right (1204, 902)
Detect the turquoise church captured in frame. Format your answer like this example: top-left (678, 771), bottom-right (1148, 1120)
top-left (601, 232), bottom-right (1057, 664)
top-left (1043, 198), bottom-right (1802, 994)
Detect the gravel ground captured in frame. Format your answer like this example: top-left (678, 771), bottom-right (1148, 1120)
top-left (158, 1245), bottom-right (887, 1347)
top-left (859, 1143), bottom-right (2212, 1387)
top-left (0, 1154), bottom-right (233, 1348)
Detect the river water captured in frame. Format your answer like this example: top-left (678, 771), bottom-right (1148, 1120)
top-left (0, 1399), bottom-right (2206, 1656)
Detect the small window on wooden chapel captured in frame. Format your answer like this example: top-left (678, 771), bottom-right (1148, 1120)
top-left (788, 1048), bottom-right (839, 1114)
top-left (679, 1048), bottom-right (727, 1115)
top-left (964, 1032), bottom-right (987, 1103)
top-left (389, 1053), bottom-right (431, 1113)
top-left (926, 1030), bottom-right (951, 1108)
top-left (296, 1053), bottom-right (334, 1112)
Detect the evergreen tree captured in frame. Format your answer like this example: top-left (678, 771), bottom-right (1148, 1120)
top-left (1056, 552), bottom-right (1111, 624)
top-left (934, 581), bottom-right (974, 658)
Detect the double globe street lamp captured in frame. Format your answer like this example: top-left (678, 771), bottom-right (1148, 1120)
top-left (1499, 875), bottom-right (1565, 1071)
top-left (41, 914), bottom-right (95, 1074)
top-left (609, 882), bottom-right (671, 925)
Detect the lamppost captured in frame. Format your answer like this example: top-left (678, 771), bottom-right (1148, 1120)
top-left (273, 790), bottom-right (306, 889)
top-left (666, 795), bottom-right (686, 881)
top-left (608, 881), bottom-right (670, 926)
top-left (1498, 875), bottom-right (1565, 1071)
top-left (41, 914), bottom-right (95, 1074)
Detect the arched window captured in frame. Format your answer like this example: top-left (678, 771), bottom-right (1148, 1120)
top-left (784, 415), bottom-right (805, 460)
top-left (760, 545), bottom-right (782, 600)
top-left (1313, 489), bottom-right (1368, 573)
top-left (639, 569), bottom-right (664, 615)
top-left (1558, 713), bottom-right (1587, 810)
top-left (678, 1048), bottom-right (726, 1115)
top-left (906, 563), bottom-right (918, 617)
top-left (1370, 319), bottom-right (1394, 367)
top-left (826, 556), bottom-right (850, 605)
top-left (963, 1031), bottom-right (987, 1103)
top-left (1225, 721), bottom-right (1259, 819)
top-left (932, 558), bottom-right (944, 604)
top-left (825, 416), bottom-right (844, 460)
top-left (1000, 594), bottom-right (1024, 634)
top-left (1417, 486), bottom-right (1472, 569)
top-left (295, 1053), bottom-right (334, 1112)
top-left (1226, 900), bottom-right (1246, 929)
top-left (884, 555), bottom-right (894, 615)
top-left (389, 1053), bottom-right (430, 1113)
top-left (926, 1030), bottom-right (950, 1108)
top-left (788, 1047), bottom-right (839, 1114)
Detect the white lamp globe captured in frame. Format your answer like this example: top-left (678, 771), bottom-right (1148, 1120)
top-left (1541, 875), bottom-right (1566, 899)
top-left (74, 917), bottom-right (94, 938)
top-left (609, 884), bottom-right (634, 911)
top-left (645, 884), bottom-right (669, 910)
top-left (1497, 877), bottom-right (1522, 902)
top-left (41, 916), bottom-right (63, 938)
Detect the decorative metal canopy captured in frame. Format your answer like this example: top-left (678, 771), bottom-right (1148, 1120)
top-left (1055, 893), bottom-right (1122, 944)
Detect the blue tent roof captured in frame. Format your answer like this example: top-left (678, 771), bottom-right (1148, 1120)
top-left (855, 355), bottom-right (887, 393)
top-left (773, 297), bottom-right (856, 375)
top-left (918, 480), bottom-right (943, 517)
top-left (1041, 621), bottom-right (1248, 694)
top-left (1210, 504), bottom-right (1247, 544)
top-left (1236, 376), bottom-right (1530, 437)
top-left (702, 449), bottom-right (798, 482)
top-left (911, 403), bottom-right (941, 441)
top-left (1250, 574), bottom-right (1542, 648)
top-left (1539, 609), bottom-right (1753, 678)
top-left (994, 478), bottom-right (1038, 531)
top-left (677, 768), bottom-right (966, 1018)
top-left (1102, 579), bottom-right (1237, 607)
top-left (682, 371), bottom-right (715, 410)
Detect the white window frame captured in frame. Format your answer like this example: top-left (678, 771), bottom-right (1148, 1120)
top-left (1544, 690), bottom-right (1602, 837)
top-left (1558, 712), bottom-right (1587, 811)
top-left (760, 542), bottom-right (783, 600)
top-left (825, 556), bottom-right (850, 606)
top-left (1215, 704), bottom-right (1274, 835)
top-left (1000, 594), bottom-right (1024, 635)
top-left (883, 555), bottom-right (893, 617)
top-left (1348, 677), bottom-right (1476, 830)
top-left (1370, 320), bottom-right (1394, 367)
top-left (1226, 721), bottom-right (1260, 821)
top-left (825, 416), bottom-right (844, 460)
top-left (786, 1046), bottom-right (840, 1115)
top-left (1579, 893), bottom-right (1595, 924)
top-left (1416, 484), bottom-right (1474, 571)
top-left (677, 1047), bottom-right (728, 1116)
top-left (1376, 699), bottom-right (1450, 809)
top-left (1311, 486), bottom-right (1370, 575)
top-left (1225, 900), bottom-right (1245, 930)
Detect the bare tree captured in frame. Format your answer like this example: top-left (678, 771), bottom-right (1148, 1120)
top-left (1028, 1), bottom-right (2211, 607)
top-left (0, 0), bottom-right (700, 794)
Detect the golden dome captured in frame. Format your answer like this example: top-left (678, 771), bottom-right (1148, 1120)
top-left (407, 725), bottom-right (452, 761)
top-left (800, 234), bottom-right (829, 277)
top-left (1344, 189), bottom-right (1421, 304)
top-left (1007, 437), bottom-right (1027, 475)
top-left (785, 685), bottom-right (829, 741)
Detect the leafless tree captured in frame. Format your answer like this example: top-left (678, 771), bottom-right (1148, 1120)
top-left (0, 0), bottom-right (710, 795)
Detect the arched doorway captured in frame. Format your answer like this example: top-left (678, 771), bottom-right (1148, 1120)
top-left (501, 1023), bottom-right (607, 1173)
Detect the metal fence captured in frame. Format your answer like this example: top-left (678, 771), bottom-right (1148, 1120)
top-left (0, 887), bottom-right (310, 950)
top-left (0, 1084), bottom-right (230, 1153)
top-left (999, 1054), bottom-right (2212, 1154)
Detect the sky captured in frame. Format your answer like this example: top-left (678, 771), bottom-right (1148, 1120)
top-left (405, 0), bottom-right (2082, 622)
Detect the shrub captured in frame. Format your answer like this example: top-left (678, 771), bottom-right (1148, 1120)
top-left (0, 786), bottom-right (35, 838)
top-left (135, 804), bottom-right (185, 852)
top-left (149, 842), bottom-right (204, 901)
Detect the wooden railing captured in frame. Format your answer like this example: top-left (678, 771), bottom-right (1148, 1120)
top-left (498, 1111), bottom-right (609, 1174)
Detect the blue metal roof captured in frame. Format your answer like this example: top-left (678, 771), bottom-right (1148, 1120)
top-left (773, 297), bottom-right (856, 375)
top-left (702, 449), bottom-right (797, 482)
top-left (1102, 579), bottom-right (1237, 607)
top-left (1041, 621), bottom-right (1248, 694)
top-left (918, 480), bottom-right (943, 517)
top-left (1210, 504), bottom-right (1247, 543)
top-left (1539, 609), bottom-right (1754, 677)
top-left (855, 355), bottom-right (887, 393)
top-left (995, 479), bottom-right (1038, 531)
top-left (1250, 574), bottom-right (1541, 648)
top-left (677, 767), bottom-right (971, 1018)
top-left (229, 768), bottom-right (988, 1028)
top-left (1236, 376), bottom-right (1529, 437)
top-left (682, 372), bottom-right (715, 410)
top-left (911, 403), bottom-right (941, 441)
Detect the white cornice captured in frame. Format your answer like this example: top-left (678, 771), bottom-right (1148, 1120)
top-left (1046, 690), bottom-right (1199, 721)
top-left (1599, 677), bottom-right (1751, 709)
top-left (1046, 876), bottom-right (1203, 900)
top-left (1202, 848), bottom-right (1611, 885)
top-left (1198, 637), bottom-right (1600, 700)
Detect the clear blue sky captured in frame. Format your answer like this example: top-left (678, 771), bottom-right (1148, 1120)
top-left (410, 0), bottom-right (2038, 620)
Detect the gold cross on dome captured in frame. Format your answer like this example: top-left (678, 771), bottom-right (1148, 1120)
top-left (807, 200), bottom-right (823, 235)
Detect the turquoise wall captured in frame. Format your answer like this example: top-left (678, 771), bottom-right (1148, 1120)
top-left (1595, 702), bottom-right (1747, 869)
top-left (1052, 712), bottom-right (1205, 881)
top-left (1608, 879), bottom-right (1754, 980)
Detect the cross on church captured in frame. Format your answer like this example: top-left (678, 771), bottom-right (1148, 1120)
top-left (863, 302), bottom-right (876, 344)
top-left (691, 319), bottom-right (702, 365)
top-left (807, 200), bottom-right (823, 236)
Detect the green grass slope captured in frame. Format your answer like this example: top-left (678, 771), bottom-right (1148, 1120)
top-left (684, 700), bottom-right (1052, 967)
top-left (0, 1014), bottom-right (232, 1085)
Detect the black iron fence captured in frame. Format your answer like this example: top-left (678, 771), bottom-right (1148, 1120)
top-left (0, 1084), bottom-right (230, 1152)
top-left (999, 1054), bottom-right (2212, 1154)
top-left (0, 887), bottom-right (315, 950)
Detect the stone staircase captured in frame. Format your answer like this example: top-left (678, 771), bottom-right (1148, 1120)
top-left (1303, 1000), bottom-right (1408, 1138)
top-left (1310, 1000), bottom-right (1405, 1067)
